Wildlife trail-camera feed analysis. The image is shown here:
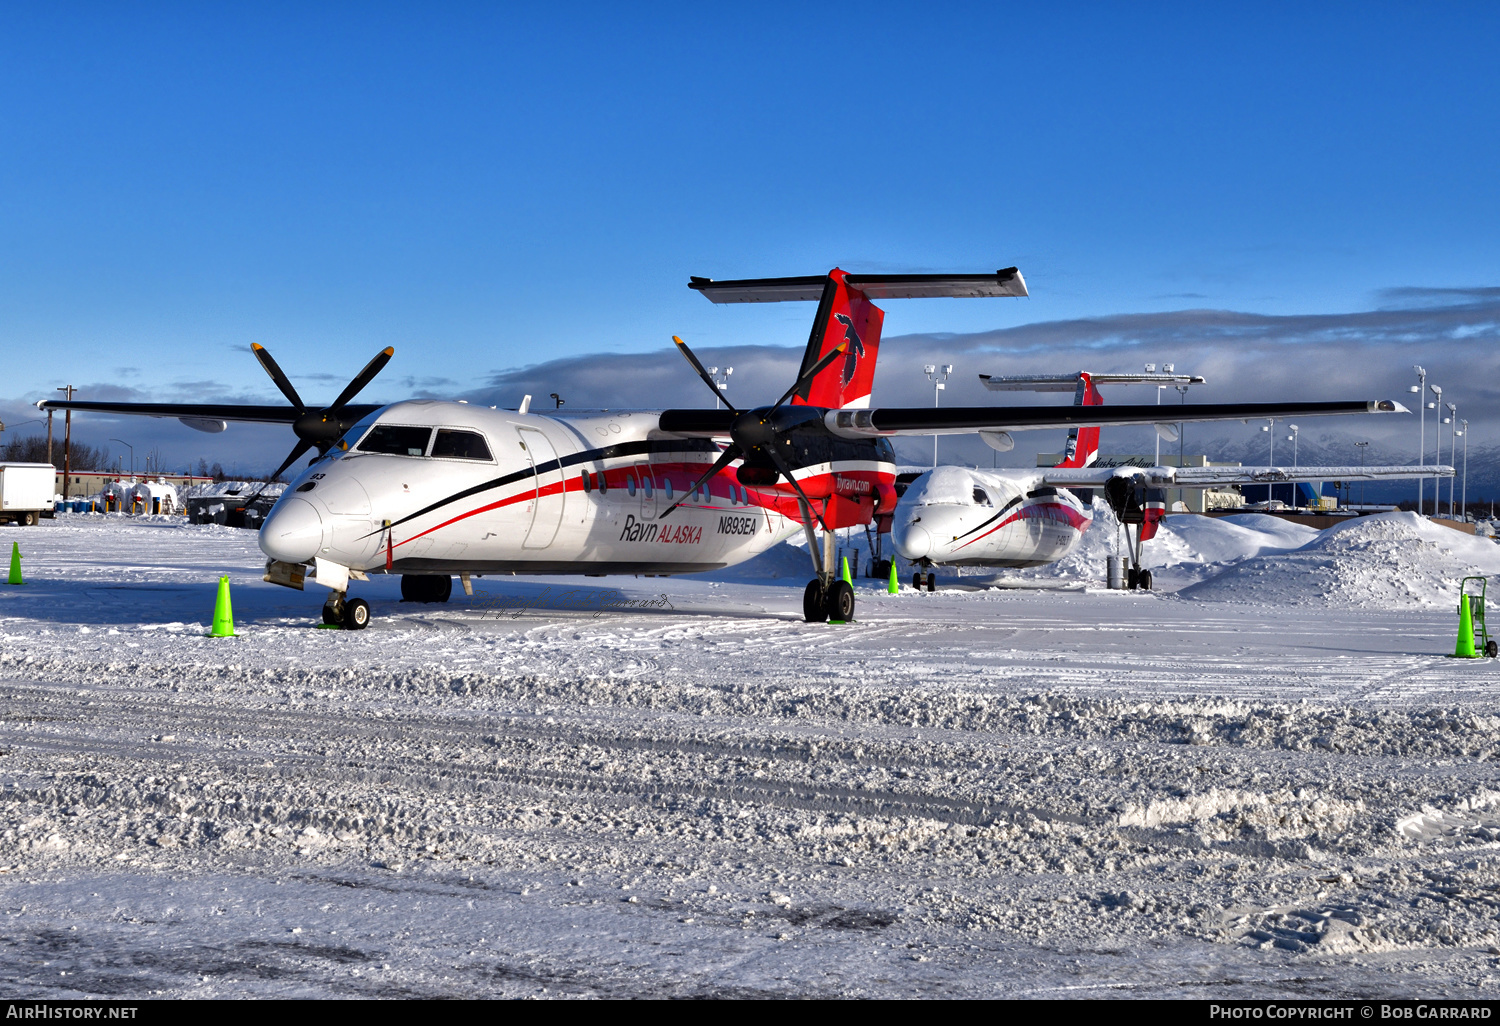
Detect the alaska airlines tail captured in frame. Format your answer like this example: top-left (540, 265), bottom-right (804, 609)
top-left (688, 268), bottom-right (1027, 410)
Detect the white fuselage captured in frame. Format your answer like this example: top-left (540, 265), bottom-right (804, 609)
top-left (890, 466), bottom-right (1092, 569)
top-left (258, 400), bottom-right (892, 577)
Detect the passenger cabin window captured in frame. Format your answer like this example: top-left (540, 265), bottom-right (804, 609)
top-left (973, 487), bottom-right (991, 506)
top-left (626, 474), bottom-right (637, 497)
top-left (664, 480), bottom-right (674, 500)
top-left (431, 429), bottom-right (492, 461)
top-left (356, 425), bottom-right (433, 456)
top-left (643, 477), bottom-right (653, 498)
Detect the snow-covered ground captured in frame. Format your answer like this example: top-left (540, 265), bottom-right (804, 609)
top-left (2, 512), bottom-right (1500, 998)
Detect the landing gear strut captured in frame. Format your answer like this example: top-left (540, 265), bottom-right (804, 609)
top-left (1104, 476), bottom-right (1162, 591)
top-left (798, 499), bottom-right (857, 623)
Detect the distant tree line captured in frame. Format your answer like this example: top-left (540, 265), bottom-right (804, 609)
top-left (1, 434), bottom-right (110, 471)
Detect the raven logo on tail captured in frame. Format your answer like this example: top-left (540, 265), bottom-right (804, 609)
top-left (833, 313), bottom-right (866, 387)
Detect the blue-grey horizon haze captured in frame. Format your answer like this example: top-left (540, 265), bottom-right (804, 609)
top-left (2, 3), bottom-right (1498, 488)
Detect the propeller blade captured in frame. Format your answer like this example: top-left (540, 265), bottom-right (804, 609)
top-left (251, 344), bottom-right (306, 412)
top-left (766, 448), bottom-right (829, 532)
top-left (240, 438), bottom-right (316, 508)
top-left (672, 336), bottom-right (739, 413)
top-left (771, 340), bottom-right (848, 410)
top-left (329, 346), bottom-right (395, 411)
top-left (658, 444), bottom-right (741, 519)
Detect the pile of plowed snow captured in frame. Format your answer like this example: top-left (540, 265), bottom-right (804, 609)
top-left (1179, 511), bottom-right (1500, 608)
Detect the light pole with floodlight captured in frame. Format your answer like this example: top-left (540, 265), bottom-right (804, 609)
top-left (110, 438), bottom-right (134, 477)
top-left (708, 366), bottom-right (733, 410)
top-left (1355, 441), bottom-right (1369, 509)
top-left (1427, 383), bottom-right (1443, 515)
top-left (1446, 401), bottom-right (1458, 516)
top-left (924, 363), bottom-right (951, 466)
top-left (1411, 366), bottom-right (1426, 512)
top-left (1460, 419), bottom-right (1469, 520)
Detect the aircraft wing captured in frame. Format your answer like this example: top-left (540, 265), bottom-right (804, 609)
top-left (659, 399), bottom-right (1407, 438)
top-left (1039, 463), bottom-right (1454, 489)
top-left (35, 400), bottom-right (383, 433)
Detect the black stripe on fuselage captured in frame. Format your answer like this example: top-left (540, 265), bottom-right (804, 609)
top-left (364, 437), bottom-right (721, 537)
top-left (949, 494), bottom-right (1024, 542)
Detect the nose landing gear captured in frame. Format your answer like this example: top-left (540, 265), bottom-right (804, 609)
top-left (322, 591), bottom-right (371, 630)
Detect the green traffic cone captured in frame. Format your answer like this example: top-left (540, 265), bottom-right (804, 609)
top-left (887, 559), bottom-right (899, 595)
top-left (7, 542), bottom-right (20, 586)
top-left (841, 556), bottom-right (852, 586)
top-left (1456, 593), bottom-right (1477, 658)
top-left (208, 575), bottom-right (236, 637)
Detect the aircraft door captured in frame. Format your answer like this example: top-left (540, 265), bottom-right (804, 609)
top-left (639, 463), bottom-right (658, 519)
top-left (517, 427), bottom-right (565, 549)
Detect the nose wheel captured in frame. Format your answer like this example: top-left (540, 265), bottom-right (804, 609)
top-left (322, 592), bottom-right (371, 630)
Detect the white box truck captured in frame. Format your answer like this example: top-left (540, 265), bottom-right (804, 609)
top-left (0, 463), bottom-right (56, 526)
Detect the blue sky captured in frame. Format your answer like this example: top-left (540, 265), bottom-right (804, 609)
top-left (2, 3), bottom-right (1498, 471)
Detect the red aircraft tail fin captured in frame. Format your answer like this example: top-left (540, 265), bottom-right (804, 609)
top-left (791, 269), bottom-right (884, 409)
top-left (687, 267), bottom-right (1026, 411)
top-left (1054, 372), bottom-right (1103, 468)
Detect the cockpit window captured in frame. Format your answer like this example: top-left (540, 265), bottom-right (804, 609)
top-left (973, 487), bottom-right (991, 506)
top-left (355, 425), bottom-right (433, 456)
top-left (430, 429), bottom-right (492, 461)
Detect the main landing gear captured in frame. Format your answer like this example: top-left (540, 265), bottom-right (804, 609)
top-left (322, 591), bottom-right (371, 630)
top-left (798, 500), bottom-right (857, 624)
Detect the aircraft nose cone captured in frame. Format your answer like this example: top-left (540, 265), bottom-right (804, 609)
top-left (259, 497), bottom-right (325, 564)
top-left (892, 521), bottom-right (932, 560)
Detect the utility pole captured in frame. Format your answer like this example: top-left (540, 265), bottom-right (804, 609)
top-left (56, 385), bottom-right (75, 501)
top-left (46, 410), bottom-right (54, 466)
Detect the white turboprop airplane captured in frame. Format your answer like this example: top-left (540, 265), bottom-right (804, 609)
top-left (892, 371), bottom-right (1452, 590)
top-left (41, 268), bottom-right (1414, 627)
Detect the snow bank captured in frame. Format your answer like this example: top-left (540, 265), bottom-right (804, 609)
top-left (1180, 511), bottom-right (1500, 608)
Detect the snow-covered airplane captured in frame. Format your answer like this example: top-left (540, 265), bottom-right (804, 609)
top-left (41, 268), bottom-right (1412, 628)
top-left (892, 371), bottom-right (1453, 590)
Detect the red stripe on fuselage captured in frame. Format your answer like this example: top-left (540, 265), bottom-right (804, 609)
top-left (389, 459), bottom-right (895, 550)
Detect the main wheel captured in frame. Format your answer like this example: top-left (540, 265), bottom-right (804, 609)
top-left (321, 603), bottom-right (341, 626)
top-left (873, 559), bottom-right (892, 580)
top-left (343, 597), bottom-right (371, 630)
top-left (1138, 569), bottom-right (1153, 591)
top-left (824, 580), bottom-right (856, 622)
top-left (803, 580), bottom-right (828, 623)
top-left (1127, 567), bottom-right (1140, 590)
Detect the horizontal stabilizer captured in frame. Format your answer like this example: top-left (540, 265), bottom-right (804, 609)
top-left (689, 269), bottom-right (1027, 304)
top-left (981, 371), bottom-right (1205, 392)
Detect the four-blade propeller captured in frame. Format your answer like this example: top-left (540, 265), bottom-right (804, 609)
top-left (658, 335), bottom-right (848, 529)
top-left (248, 344), bottom-right (395, 494)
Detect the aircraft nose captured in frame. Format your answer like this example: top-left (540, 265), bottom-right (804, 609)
top-left (892, 521), bottom-right (932, 560)
top-left (259, 497), bottom-right (326, 564)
